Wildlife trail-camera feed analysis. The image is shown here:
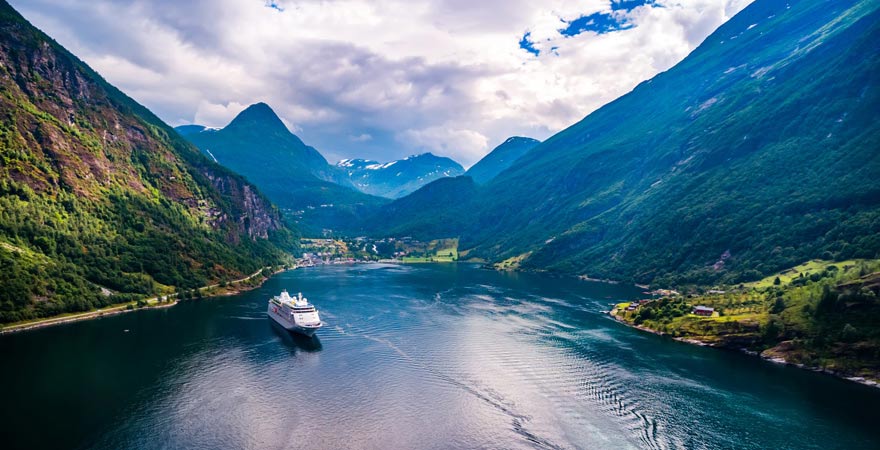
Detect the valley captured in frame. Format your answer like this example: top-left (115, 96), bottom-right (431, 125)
top-left (1, 0), bottom-right (879, 447)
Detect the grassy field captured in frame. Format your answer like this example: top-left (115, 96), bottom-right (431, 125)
top-left (401, 238), bottom-right (459, 263)
top-left (612, 259), bottom-right (880, 381)
top-left (493, 252), bottom-right (531, 270)
top-left (746, 259), bottom-right (864, 289)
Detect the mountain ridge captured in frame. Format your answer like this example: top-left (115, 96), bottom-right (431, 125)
top-left (465, 137), bottom-right (541, 184)
top-left (336, 152), bottom-right (464, 198)
top-left (373, 0), bottom-right (880, 287)
top-left (463, 0), bottom-right (880, 285)
top-left (0, 0), bottom-right (296, 322)
top-left (178, 103), bottom-right (388, 236)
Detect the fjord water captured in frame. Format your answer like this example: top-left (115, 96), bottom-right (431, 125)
top-left (2, 264), bottom-right (879, 449)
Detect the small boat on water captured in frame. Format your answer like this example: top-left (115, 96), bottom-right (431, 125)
top-left (268, 290), bottom-right (323, 336)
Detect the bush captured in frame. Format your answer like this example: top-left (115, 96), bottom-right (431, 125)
top-left (840, 324), bottom-right (861, 343)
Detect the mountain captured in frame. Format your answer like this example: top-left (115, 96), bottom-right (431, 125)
top-left (337, 153), bottom-right (465, 198)
top-left (180, 103), bottom-right (346, 186)
top-left (0, 1), bottom-right (296, 323)
top-left (177, 104), bottom-right (386, 235)
top-left (361, 176), bottom-right (477, 239)
top-left (465, 137), bottom-right (540, 184)
top-left (174, 124), bottom-right (207, 136)
top-left (459, 0), bottom-right (880, 285)
top-left (377, 0), bottom-right (880, 286)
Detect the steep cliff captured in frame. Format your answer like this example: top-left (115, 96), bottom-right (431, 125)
top-left (0, 1), bottom-right (296, 322)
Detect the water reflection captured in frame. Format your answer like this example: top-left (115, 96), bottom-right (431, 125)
top-left (3, 264), bottom-right (880, 450)
top-left (269, 321), bottom-right (323, 353)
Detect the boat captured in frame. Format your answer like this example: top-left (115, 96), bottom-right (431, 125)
top-left (267, 290), bottom-right (323, 336)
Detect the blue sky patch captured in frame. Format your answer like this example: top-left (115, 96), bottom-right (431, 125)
top-left (266, 1), bottom-right (284, 12)
top-left (610, 0), bottom-right (656, 12)
top-left (519, 32), bottom-right (540, 56)
top-left (560, 12), bottom-right (633, 36)
top-left (520, 1), bottom-right (658, 54)
top-left (559, 1), bottom-right (657, 37)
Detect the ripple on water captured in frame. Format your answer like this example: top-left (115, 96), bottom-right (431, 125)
top-left (6, 264), bottom-right (880, 450)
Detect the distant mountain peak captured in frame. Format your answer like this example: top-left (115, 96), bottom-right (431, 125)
top-left (336, 152), bottom-right (465, 198)
top-left (226, 102), bottom-right (289, 134)
top-left (466, 136), bottom-right (541, 184)
top-left (407, 152), bottom-right (443, 160)
top-left (174, 124), bottom-right (207, 136)
top-left (503, 136), bottom-right (540, 145)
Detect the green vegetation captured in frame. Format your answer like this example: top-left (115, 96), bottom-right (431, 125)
top-left (400, 239), bottom-right (459, 262)
top-left (361, 176), bottom-right (477, 240)
top-left (372, 0), bottom-right (880, 287)
top-left (746, 260), bottom-right (863, 289)
top-left (465, 137), bottom-right (541, 185)
top-left (0, 3), bottom-right (296, 323)
top-left (179, 103), bottom-right (387, 236)
top-left (493, 252), bottom-right (531, 271)
top-left (613, 259), bottom-right (880, 381)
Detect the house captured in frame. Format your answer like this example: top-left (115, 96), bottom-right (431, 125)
top-left (693, 306), bottom-right (714, 317)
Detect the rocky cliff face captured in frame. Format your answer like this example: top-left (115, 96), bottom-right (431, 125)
top-left (200, 169), bottom-right (281, 241)
top-left (0, 2), bottom-right (284, 240)
top-left (0, 1), bottom-right (294, 323)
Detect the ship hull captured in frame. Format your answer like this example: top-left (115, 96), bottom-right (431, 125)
top-left (268, 305), bottom-right (321, 337)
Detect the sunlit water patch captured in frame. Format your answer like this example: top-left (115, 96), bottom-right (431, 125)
top-left (1, 264), bottom-right (879, 449)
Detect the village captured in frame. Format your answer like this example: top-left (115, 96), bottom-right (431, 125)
top-left (298, 237), bottom-right (460, 266)
top-left (619, 296), bottom-right (716, 318)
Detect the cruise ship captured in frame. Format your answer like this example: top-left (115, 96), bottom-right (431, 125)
top-left (268, 290), bottom-right (323, 336)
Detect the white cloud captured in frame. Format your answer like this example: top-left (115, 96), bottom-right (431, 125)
top-left (193, 101), bottom-right (248, 129)
top-left (9, 0), bottom-right (753, 166)
top-left (398, 126), bottom-right (489, 166)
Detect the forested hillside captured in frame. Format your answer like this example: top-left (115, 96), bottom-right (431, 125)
top-left (465, 137), bottom-right (540, 184)
top-left (456, 0), bottom-right (880, 285)
top-left (612, 259), bottom-right (880, 380)
top-left (179, 103), bottom-right (386, 236)
top-left (0, 2), bottom-right (296, 323)
top-left (361, 176), bottom-right (478, 240)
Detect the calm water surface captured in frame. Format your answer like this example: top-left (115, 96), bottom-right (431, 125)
top-left (2, 264), bottom-right (879, 449)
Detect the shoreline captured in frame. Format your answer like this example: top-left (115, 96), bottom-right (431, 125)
top-left (0, 266), bottom-right (286, 336)
top-left (607, 309), bottom-right (880, 389)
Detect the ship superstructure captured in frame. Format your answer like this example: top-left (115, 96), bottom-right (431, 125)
top-left (268, 290), bottom-right (322, 336)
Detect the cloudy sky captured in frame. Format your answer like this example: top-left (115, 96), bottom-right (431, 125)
top-left (12, 0), bottom-right (752, 167)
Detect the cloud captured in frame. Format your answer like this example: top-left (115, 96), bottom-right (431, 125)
top-left (9, 0), bottom-right (753, 166)
top-left (194, 101), bottom-right (248, 129)
top-left (398, 126), bottom-right (489, 167)
top-left (349, 133), bottom-right (373, 142)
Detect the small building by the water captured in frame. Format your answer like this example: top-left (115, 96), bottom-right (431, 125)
top-left (693, 306), bottom-right (714, 317)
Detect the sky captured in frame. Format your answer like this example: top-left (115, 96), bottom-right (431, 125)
top-left (11, 0), bottom-right (752, 167)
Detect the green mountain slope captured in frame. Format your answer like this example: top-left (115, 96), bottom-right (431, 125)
top-left (458, 0), bottom-right (880, 285)
top-left (174, 124), bottom-right (207, 136)
top-left (0, 1), bottom-right (296, 323)
top-left (465, 137), bottom-right (540, 184)
top-left (361, 176), bottom-right (478, 240)
top-left (181, 103), bottom-right (351, 191)
top-left (178, 103), bottom-right (386, 236)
